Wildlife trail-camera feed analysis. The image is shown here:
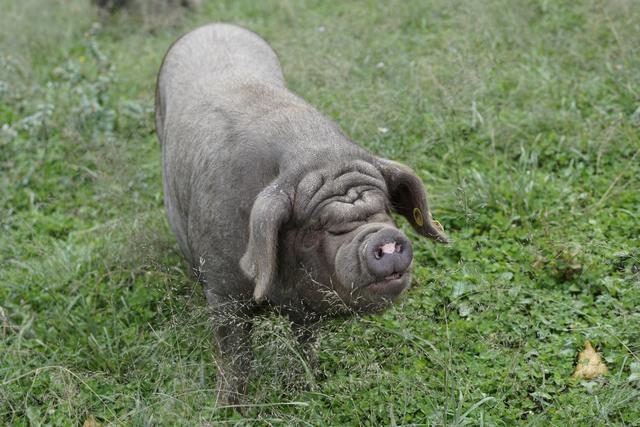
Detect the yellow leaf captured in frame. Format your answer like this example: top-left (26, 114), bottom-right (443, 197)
top-left (82, 416), bottom-right (101, 427)
top-left (572, 341), bottom-right (608, 380)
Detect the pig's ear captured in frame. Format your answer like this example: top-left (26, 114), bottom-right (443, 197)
top-left (377, 158), bottom-right (450, 244)
top-left (240, 184), bottom-right (293, 303)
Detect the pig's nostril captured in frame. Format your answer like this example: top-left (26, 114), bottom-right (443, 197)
top-left (376, 242), bottom-right (397, 258)
top-left (396, 243), bottom-right (402, 253)
top-left (375, 242), bottom-right (398, 259)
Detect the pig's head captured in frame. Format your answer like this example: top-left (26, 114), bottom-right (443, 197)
top-left (240, 158), bottom-right (449, 314)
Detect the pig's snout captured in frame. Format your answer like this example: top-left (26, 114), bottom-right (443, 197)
top-left (363, 227), bottom-right (413, 280)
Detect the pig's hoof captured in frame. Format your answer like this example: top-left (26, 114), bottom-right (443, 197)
top-left (216, 383), bottom-right (248, 413)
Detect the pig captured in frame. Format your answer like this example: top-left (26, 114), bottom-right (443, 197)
top-left (155, 23), bottom-right (449, 405)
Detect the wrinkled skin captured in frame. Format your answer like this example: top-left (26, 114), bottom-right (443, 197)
top-left (156, 23), bottom-right (449, 406)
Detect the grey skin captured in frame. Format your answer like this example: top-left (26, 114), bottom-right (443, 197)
top-left (155, 23), bottom-right (449, 405)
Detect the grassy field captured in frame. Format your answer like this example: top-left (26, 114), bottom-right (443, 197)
top-left (1, 0), bottom-right (639, 425)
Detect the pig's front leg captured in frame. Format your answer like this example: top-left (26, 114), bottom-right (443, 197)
top-left (291, 320), bottom-right (323, 383)
top-left (207, 294), bottom-right (254, 407)
top-left (214, 319), bottom-right (252, 406)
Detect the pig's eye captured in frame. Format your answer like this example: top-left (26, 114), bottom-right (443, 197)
top-left (327, 228), bottom-right (350, 236)
top-left (327, 222), bottom-right (362, 236)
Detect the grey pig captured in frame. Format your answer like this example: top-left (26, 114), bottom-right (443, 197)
top-left (155, 23), bottom-right (449, 405)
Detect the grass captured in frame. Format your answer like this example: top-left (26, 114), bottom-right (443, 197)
top-left (1, 0), bottom-right (639, 424)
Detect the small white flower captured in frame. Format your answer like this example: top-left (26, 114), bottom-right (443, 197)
top-left (376, 62), bottom-right (385, 69)
top-left (317, 26), bottom-right (326, 33)
top-left (378, 127), bottom-right (389, 134)
top-left (1, 123), bottom-right (17, 139)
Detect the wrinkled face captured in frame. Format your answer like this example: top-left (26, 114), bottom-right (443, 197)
top-left (291, 161), bottom-right (414, 312)
top-left (240, 157), bottom-right (449, 315)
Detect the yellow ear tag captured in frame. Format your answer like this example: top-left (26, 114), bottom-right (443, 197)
top-left (413, 207), bottom-right (424, 226)
top-left (426, 210), bottom-right (445, 232)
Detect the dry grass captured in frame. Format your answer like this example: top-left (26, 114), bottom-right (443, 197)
top-left (1, 0), bottom-right (639, 424)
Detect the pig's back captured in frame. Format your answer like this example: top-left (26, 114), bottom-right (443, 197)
top-left (156, 23), bottom-right (285, 135)
top-left (155, 23), bottom-right (290, 275)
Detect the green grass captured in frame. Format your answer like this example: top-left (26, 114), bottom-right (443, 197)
top-left (1, 0), bottom-right (639, 425)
